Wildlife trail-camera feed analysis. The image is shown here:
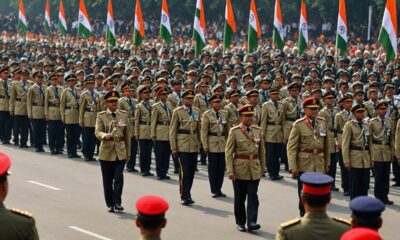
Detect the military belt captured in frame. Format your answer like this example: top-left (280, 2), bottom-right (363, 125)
top-left (65, 106), bottom-right (78, 110)
top-left (15, 97), bottom-right (22, 101)
top-left (208, 132), bottom-right (225, 137)
top-left (32, 103), bottom-right (44, 106)
top-left (84, 107), bottom-right (97, 112)
top-left (0, 95), bottom-right (8, 99)
top-left (139, 120), bottom-right (151, 125)
top-left (157, 121), bottom-right (170, 126)
top-left (350, 145), bottom-right (369, 151)
top-left (235, 154), bottom-right (259, 160)
top-left (371, 139), bottom-right (390, 146)
top-left (177, 129), bottom-right (197, 134)
top-left (298, 148), bottom-right (323, 154)
top-left (267, 121), bottom-right (281, 126)
top-left (285, 117), bottom-right (297, 122)
top-left (49, 103), bottom-right (59, 107)
top-left (107, 136), bottom-right (125, 142)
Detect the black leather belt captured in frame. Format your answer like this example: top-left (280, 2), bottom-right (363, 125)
top-left (32, 103), bottom-right (44, 106)
top-left (139, 120), bottom-right (151, 125)
top-left (65, 106), bottom-right (78, 110)
top-left (49, 103), bottom-right (59, 107)
top-left (15, 97), bottom-right (22, 101)
top-left (157, 121), bottom-right (170, 125)
top-left (0, 95), bottom-right (8, 99)
top-left (84, 107), bottom-right (96, 112)
top-left (208, 132), bottom-right (225, 137)
top-left (177, 129), bottom-right (196, 134)
top-left (371, 139), bottom-right (389, 145)
top-left (267, 121), bottom-right (281, 126)
top-left (350, 145), bottom-right (369, 151)
top-left (285, 117), bottom-right (297, 122)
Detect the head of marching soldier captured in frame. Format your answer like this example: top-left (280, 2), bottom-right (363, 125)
top-left (246, 89), bottom-right (259, 105)
top-left (288, 82), bottom-right (300, 99)
top-left (155, 85), bottom-right (168, 103)
top-left (351, 104), bottom-right (365, 122)
top-left (228, 89), bottom-right (240, 105)
top-left (322, 90), bottom-right (336, 108)
top-left (84, 74), bottom-right (95, 91)
top-left (302, 97), bottom-right (320, 120)
top-left (138, 85), bottom-right (151, 101)
top-left (300, 173), bottom-right (333, 213)
top-left (349, 196), bottom-right (385, 231)
top-left (32, 70), bottom-right (44, 86)
top-left (135, 195), bottom-right (169, 238)
top-left (384, 84), bottom-right (395, 98)
top-left (238, 105), bottom-right (254, 127)
top-left (269, 85), bottom-right (280, 102)
top-left (374, 101), bottom-right (388, 119)
top-left (104, 91), bottom-right (120, 113)
top-left (65, 72), bottom-right (77, 89)
top-left (49, 73), bottom-right (58, 86)
top-left (209, 94), bottom-right (222, 112)
top-left (0, 152), bottom-right (11, 203)
top-left (182, 89), bottom-right (195, 107)
top-left (121, 83), bottom-right (135, 98)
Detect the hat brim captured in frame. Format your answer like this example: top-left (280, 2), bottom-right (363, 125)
top-left (106, 97), bottom-right (119, 102)
top-left (304, 105), bottom-right (320, 109)
top-left (239, 111), bottom-right (254, 115)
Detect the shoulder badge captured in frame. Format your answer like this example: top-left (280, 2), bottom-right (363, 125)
top-left (231, 125), bottom-right (241, 131)
top-left (192, 106), bottom-right (200, 111)
top-left (98, 111), bottom-right (106, 115)
top-left (175, 106), bottom-right (184, 111)
top-left (117, 109), bottom-right (126, 113)
top-left (280, 218), bottom-right (301, 229)
top-left (317, 116), bottom-right (325, 121)
top-left (152, 102), bottom-right (161, 107)
top-left (294, 117), bottom-right (306, 124)
top-left (251, 125), bottom-right (261, 129)
top-left (333, 217), bottom-right (351, 225)
top-left (11, 208), bottom-right (33, 218)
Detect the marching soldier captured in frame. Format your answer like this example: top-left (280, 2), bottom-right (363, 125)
top-left (318, 91), bottom-right (340, 191)
top-left (0, 65), bottom-right (11, 145)
top-left (224, 89), bottom-right (241, 130)
top-left (27, 70), bottom-right (46, 152)
top-left (245, 89), bottom-right (261, 126)
top-left (45, 73), bottom-right (64, 154)
top-left (95, 91), bottom-right (130, 213)
top-left (201, 94), bottom-right (228, 197)
top-left (275, 172), bottom-right (350, 240)
top-left (334, 94), bottom-right (353, 196)
top-left (79, 74), bottom-right (99, 161)
top-left (364, 89), bottom-right (379, 119)
top-left (369, 101), bottom-right (394, 204)
top-left (135, 85), bottom-right (154, 176)
top-left (261, 86), bottom-right (284, 180)
top-left (151, 86), bottom-right (173, 180)
top-left (342, 104), bottom-right (372, 199)
top-left (167, 78), bottom-right (183, 109)
top-left (287, 97), bottom-right (330, 216)
top-left (193, 81), bottom-right (210, 165)
top-left (98, 77), bottom-right (115, 111)
top-left (118, 83), bottom-right (138, 172)
top-left (0, 152), bottom-right (39, 240)
top-left (9, 68), bottom-right (32, 148)
top-left (60, 73), bottom-right (81, 158)
top-left (225, 104), bottom-right (265, 232)
top-left (282, 83), bottom-right (302, 171)
top-left (169, 89), bottom-right (201, 205)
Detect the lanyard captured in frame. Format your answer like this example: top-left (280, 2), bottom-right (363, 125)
top-left (70, 89), bottom-right (77, 101)
top-left (161, 102), bottom-right (170, 117)
top-left (54, 86), bottom-right (59, 100)
top-left (143, 101), bottom-right (152, 113)
top-left (2, 80), bottom-right (8, 96)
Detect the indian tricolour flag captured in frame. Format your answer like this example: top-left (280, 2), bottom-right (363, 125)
top-left (106, 0), bottom-right (116, 46)
top-left (44, 0), bottom-right (51, 33)
top-left (379, 0), bottom-right (398, 62)
top-left (298, 0), bottom-right (308, 55)
top-left (78, 0), bottom-right (92, 39)
top-left (248, 0), bottom-right (261, 53)
top-left (223, 0), bottom-right (236, 51)
top-left (193, 0), bottom-right (206, 56)
top-left (58, 0), bottom-right (67, 35)
top-left (273, 0), bottom-right (284, 50)
top-left (18, 0), bottom-right (27, 33)
top-left (160, 0), bottom-right (172, 44)
top-left (336, 0), bottom-right (348, 55)
top-left (133, 0), bottom-right (145, 47)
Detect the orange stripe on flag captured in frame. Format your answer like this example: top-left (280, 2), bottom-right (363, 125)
top-left (387, 0), bottom-right (398, 36)
top-left (135, 0), bottom-right (145, 37)
top-left (199, 0), bottom-right (206, 30)
top-left (301, 0), bottom-right (307, 20)
top-left (275, 0), bottom-right (283, 24)
top-left (339, 0), bottom-right (347, 27)
top-left (162, 0), bottom-right (169, 16)
top-left (79, 0), bottom-right (90, 19)
top-left (19, 0), bottom-right (26, 16)
top-left (60, 0), bottom-right (66, 18)
top-left (227, 0), bottom-right (236, 32)
top-left (108, 0), bottom-right (114, 19)
top-left (46, 0), bottom-right (50, 14)
top-left (250, 0), bottom-right (261, 37)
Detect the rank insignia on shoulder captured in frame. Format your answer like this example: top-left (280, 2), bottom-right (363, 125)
top-left (280, 218), bottom-right (300, 228)
top-left (333, 217), bottom-right (351, 225)
top-left (11, 208), bottom-right (33, 218)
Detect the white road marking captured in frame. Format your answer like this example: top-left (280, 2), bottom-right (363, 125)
top-left (27, 180), bottom-right (62, 191)
top-left (68, 226), bottom-right (113, 240)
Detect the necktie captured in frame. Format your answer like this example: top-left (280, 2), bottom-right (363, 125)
top-left (2, 80), bottom-right (8, 96)
top-left (311, 119), bottom-right (316, 128)
top-left (111, 112), bottom-right (116, 118)
top-left (358, 121), bottom-right (363, 129)
top-left (204, 95), bottom-right (209, 108)
top-left (162, 103), bottom-right (169, 116)
top-left (216, 111), bottom-right (220, 120)
top-left (274, 101), bottom-right (279, 110)
top-left (54, 86), bottom-right (59, 100)
top-left (188, 107), bottom-right (192, 116)
top-left (247, 126), bottom-right (251, 132)
top-left (23, 82), bottom-right (27, 91)
top-left (381, 118), bottom-right (385, 129)
top-left (128, 98), bottom-right (132, 107)
top-left (91, 91), bottom-right (96, 102)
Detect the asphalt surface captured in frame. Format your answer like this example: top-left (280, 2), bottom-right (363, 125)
top-left (1, 144), bottom-right (400, 240)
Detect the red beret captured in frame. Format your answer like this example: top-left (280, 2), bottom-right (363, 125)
top-left (340, 228), bottom-right (381, 240)
top-left (237, 104), bottom-right (254, 115)
top-left (136, 195), bottom-right (169, 216)
top-left (0, 152), bottom-right (11, 176)
top-left (302, 97), bottom-right (320, 109)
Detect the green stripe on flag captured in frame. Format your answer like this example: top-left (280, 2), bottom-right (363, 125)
top-left (19, 20), bottom-right (27, 33)
top-left (223, 21), bottom-right (234, 51)
top-left (273, 27), bottom-right (284, 50)
top-left (160, 25), bottom-right (171, 44)
top-left (133, 29), bottom-right (143, 47)
top-left (78, 23), bottom-right (91, 39)
top-left (298, 33), bottom-right (307, 55)
top-left (248, 26), bottom-right (258, 53)
top-left (59, 22), bottom-right (67, 35)
top-left (106, 25), bottom-right (116, 46)
top-left (336, 34), bottom-right (347, 55)
top-left (193, 30), bottom-right (205, 56)
top-left (44, 21), bottom-right (50, 34)
top-left (379, 27), bottom-right (396, 62)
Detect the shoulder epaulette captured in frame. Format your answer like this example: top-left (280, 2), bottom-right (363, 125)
top-left (294, 118), bottom-right (306, 124)
top-left (332, 217), bottom-right (351, 225)
top-left (175, 106), bottom-right (184, 111)
top-left (317, 116), bottom-right (325, 121)
top-left (192, 106), bottom-right (200, 111)
top-left (98, 111), bottom-right (106, 115)
top-left (231, 125), bottom-right (241, 130)
top-left (369, 117), bottom-right (379, 122)
top-left (280, 218), bottom-right (300, 229)
top-left (203, 109), bottom-right (212, 115)
top-left (251, 125), bottom-right (261, 129)
top-left (11, 208), bottom-right (33, 219)
top-left (117, 109), bottom-right (126, 113)
top-left (152, 102), bottom-right (161, 107)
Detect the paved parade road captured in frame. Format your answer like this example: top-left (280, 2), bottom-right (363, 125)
top-left (2, 145), bottom-right (400, 240)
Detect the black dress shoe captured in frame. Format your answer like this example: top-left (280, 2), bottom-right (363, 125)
top-left (19, 144), bottom-right (28, 148)
top-left (85, 157), bottom-right (95, 161)
top-left (248, 223), bottom-right (261, 231)
top-left (35, 148), bottom-right (44, 152)
top-left (217, 192), bottom-right (226, 197)
top-left (187, 198), bottom-right (195, 205)
top-left (236, 225), bottom-right (246, 232)
top-left (384, 200), bottom-right (394, 205)
top-left (141, 172), bottom-right (154, 177)
top-left (73, 154), bottom-right (81, 158)
top-left (211, 193), bottom-right (218, 198)
top-left (107, 206), bottom-right (114, 212)
top-left (114, 204), bottom-right (124, 211)
top-left (14, 142), bottom-right (19, 147)
top-left (271, 175), bottom-right (283, 181)
top-left (200, 162), bottom-right (207, 165)
top-left (180, 199), bottom-right (189, 205)
top-left (157, 175), bottom-right (170, 180)
top-left (57, 149), bottom-right (64, 154)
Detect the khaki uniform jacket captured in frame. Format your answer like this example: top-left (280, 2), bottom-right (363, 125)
top-left (200, 109), bottom-right (228, 153)
top-left (318, 106), bottom-right (340, 154)
top-left (135, 100), bottom-right (153, 140)
top-left (261, 101), bottom-right (284, 143)
top-left (193, 93), bottom-right (210, 114)
top-left (118, 97), bottom-right (137, 138)
top-left (45, 85), bottom-right (63, 120)
top-left (225, 123), bottom-right (266, 180)
top-left (167, 92), bottom-right (181, 109)
top-left (275, 212), bottom-right (350, 240)
top-left (341, 120), bottom-right (372, 168)
top-left (282, 97), bottom-right (302, 141)
top-left (252, 104), bottom-right (261, 126)
top-left (27, 84), bottom-right (45, 119)
top-left (98, 90), bottom-right (109, 112)
top-left (369, 117), bottom-right (394, 162)
top-left (169, 106), bottom-right (201, 153)
top-left (0, 203), bottom-right (39, 240)
top-left (0, 79), bottom-right (10, 111)
top-left (334, 110), bottom-right (351, 148)
top-left (60, 87), bottom-right (80, 124)
top-left (395, 120), bottom-right (400, 159)
top-left (224, 102), bottom-right (241, 130)
top-left (239, 96), bottom-right (249, 106)
top-left (9, 80), bottom-right (32, 116)
top-left (287, 117), bottom-right (330, 172)
top-left (79, 90), bottom-right (99, 127)
top-left (95, 109), bottom-right (131, 161)
top-left (151, 101), bottom-right (172, 141)
top-left (364, 100), bottom-right (377, 119)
